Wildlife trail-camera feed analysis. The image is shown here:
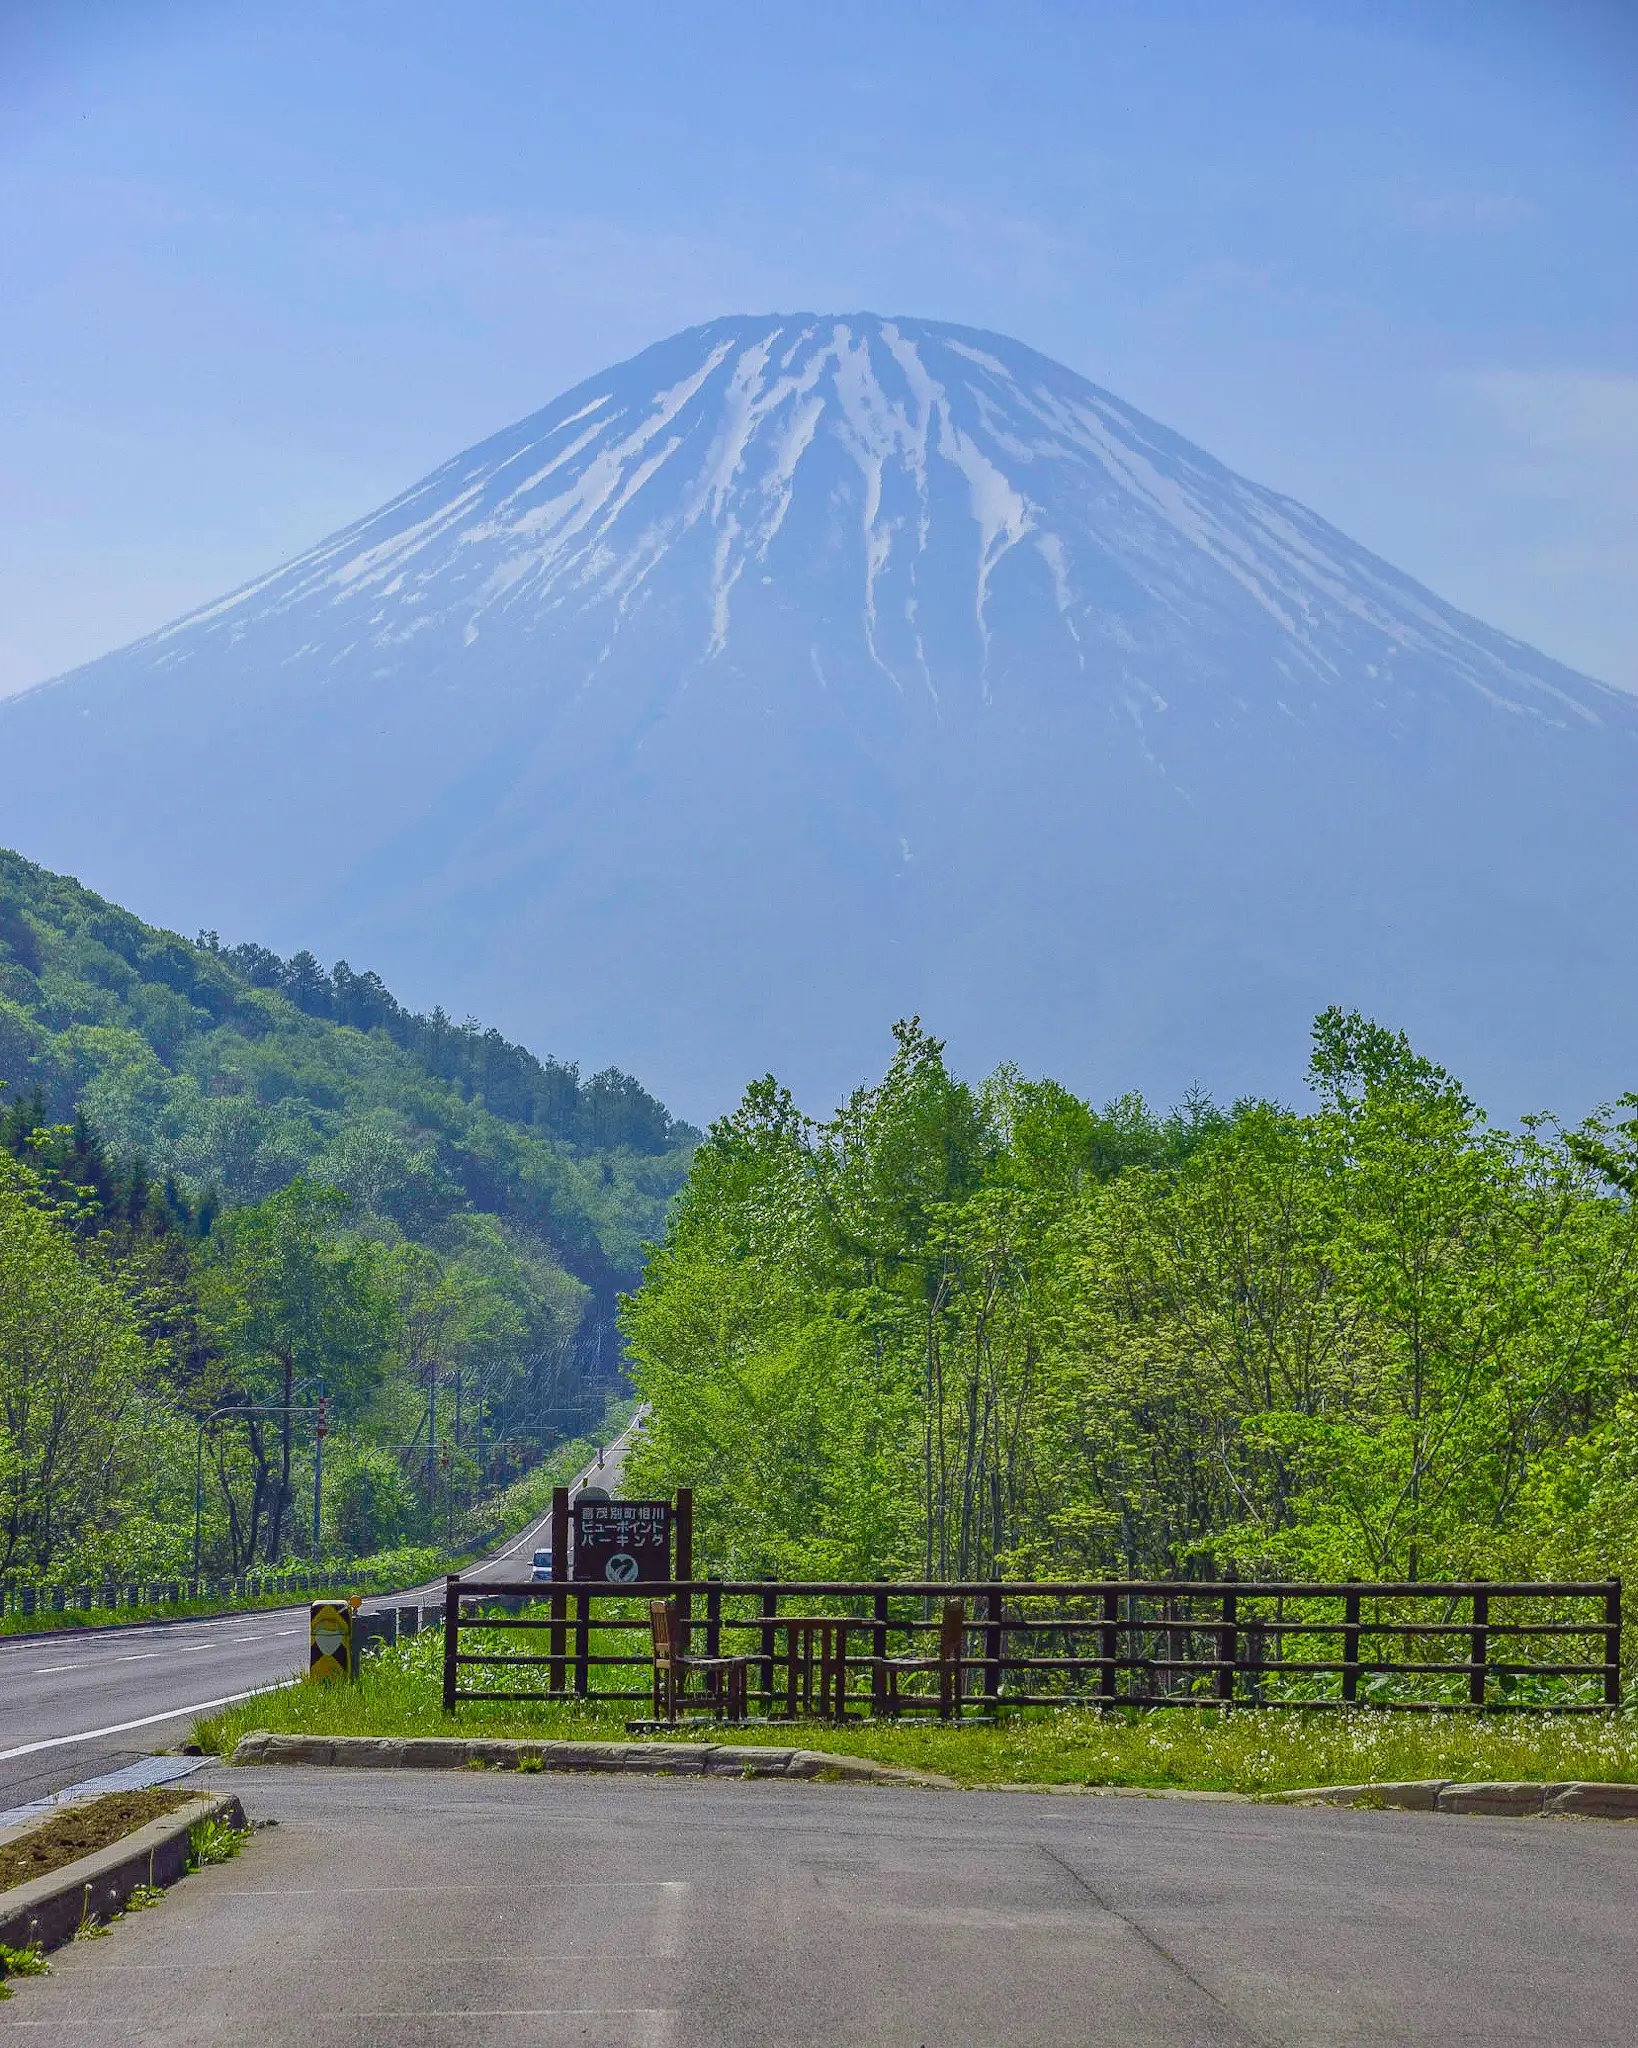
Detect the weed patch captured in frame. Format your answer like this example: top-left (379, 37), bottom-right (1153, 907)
top-left (0, 1943), bottom-right (49, 1998)
top-left (185, 1816), bottom-right (250, 1871)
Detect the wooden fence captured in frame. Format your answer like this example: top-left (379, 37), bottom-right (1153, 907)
top-left (440, 1576), bottom-right (1623, 1716)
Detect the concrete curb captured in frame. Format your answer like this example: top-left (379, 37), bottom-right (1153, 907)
top-left (980, 1782), bottom-right (1252, 1801)
top-left (1262, 1778), bottom-right (1638, 1818)
top-left (227, 1730), bottom-right (955, 1788)
top-left (0, 1792), bottom-right (246, 1955)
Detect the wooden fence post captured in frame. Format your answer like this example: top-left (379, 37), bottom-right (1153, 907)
top-left (674, 1488), bottom-right (693, 1652)
top-left (575, 1588), bottom-right (590, 1697)
top-left (1342, 1585), bottom-right (1361, 1704)
top-left (762, 1581), bottom-right (779, 1717)
top-left (984, 1585), bottom-right (1003, 1710)
top-left (1216, 1587), bottom-right (1237, 1705)
top-left (1100, 1587), bottom-right (1119, 1703)
top-left (442, 1573), bottom-right (459, 1709)
top-left (872, 1587), bottom-right (888, 1717)
top-left (549, 1485), bottom-right (569, 1695)
top-left (1469, 1587), bottom-right (1489, 1707)
top-left (1607, 1579), bottom-right (1623, 1709)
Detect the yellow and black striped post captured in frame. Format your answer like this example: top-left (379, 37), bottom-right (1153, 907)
top-left (309, 1599), bottom-right (357, 1682)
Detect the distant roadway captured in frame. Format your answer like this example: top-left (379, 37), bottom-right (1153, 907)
top-left (0, 1411), bottom-right (644, 1811)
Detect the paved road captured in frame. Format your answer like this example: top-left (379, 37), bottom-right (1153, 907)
top-left (0, 1415), bottom-right (645, 1811)
top-left (408, 1409), bottom-right (644, 1596)
top-left (9, 1766), bottom-right (1638, 2044)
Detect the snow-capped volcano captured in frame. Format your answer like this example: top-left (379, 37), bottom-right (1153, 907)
top-left (4, 314), bottom-right (1634, 1117)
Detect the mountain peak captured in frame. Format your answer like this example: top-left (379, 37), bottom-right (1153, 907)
top-left (3, 315), bottom-right (1633, 1120)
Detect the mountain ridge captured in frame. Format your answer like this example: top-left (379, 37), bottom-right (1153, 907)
top-left (3, 312), bottom-right (1633, 1121)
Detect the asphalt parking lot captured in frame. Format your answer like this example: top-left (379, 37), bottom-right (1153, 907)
top-left (8, 1764), bottom-right (1638, 2045)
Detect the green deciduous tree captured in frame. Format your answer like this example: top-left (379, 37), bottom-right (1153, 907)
top-left (0, 1154), bottom-right (150, 1571)
top-left (198, 1179), bottom-right (395, 1564)
top-left (624, 1011), bottom-right (1638, 1592)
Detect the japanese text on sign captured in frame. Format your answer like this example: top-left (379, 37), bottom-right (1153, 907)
top-left (573, 1498), bottom-right (672, 1583)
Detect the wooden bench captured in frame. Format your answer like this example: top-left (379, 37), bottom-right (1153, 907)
top-left (649, 1599), bottom-right (748, 1722)
top-left (873, 1597), bottom-right (966, 1719)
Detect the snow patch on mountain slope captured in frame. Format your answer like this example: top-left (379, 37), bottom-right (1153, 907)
top-left (70, 312), bottom-right (1630, 755)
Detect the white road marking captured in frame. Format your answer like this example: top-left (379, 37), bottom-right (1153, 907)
top-left (0, 1683), bottom-right (286, 1762)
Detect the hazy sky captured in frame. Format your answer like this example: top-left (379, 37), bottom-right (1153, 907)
top-left (2, 0), bottom-right (1633, 698)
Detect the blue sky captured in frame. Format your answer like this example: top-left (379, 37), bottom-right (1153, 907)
top-left (2, 0), bottom-right (1633, 696)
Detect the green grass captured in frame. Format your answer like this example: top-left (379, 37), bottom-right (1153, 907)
top-left (195, 1631), bottom-right (1638, 1794)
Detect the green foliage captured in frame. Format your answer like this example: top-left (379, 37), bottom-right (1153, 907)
top-left (0, 847), bottom-right (696, 1295)
top-left (0, 1153), bottom-right (153, 1573)
top-left (326, 1446), bottom-right (418, 1554)
top-left (184, 1815), bottom-right (251, 1869)
top-left (0, 848), bottom-right (680, 1581)
top-left (0, 1941), bottom-right (50, 1995)
top-left (623, 1010), bottom-right (1638, 1593)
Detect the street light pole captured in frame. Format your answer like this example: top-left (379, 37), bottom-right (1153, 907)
top-left (193, 1400), bottom-right (320, 1579)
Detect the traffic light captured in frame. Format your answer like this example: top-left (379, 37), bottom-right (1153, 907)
top-left (316, 1394), bottom-right (329, 1441)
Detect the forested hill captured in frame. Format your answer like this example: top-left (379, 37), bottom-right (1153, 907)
top-left (0, 847), bottom-right (697, 1295)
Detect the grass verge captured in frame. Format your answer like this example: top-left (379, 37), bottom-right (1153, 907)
top-left (195, 1632), bottom-right (1638, 1794)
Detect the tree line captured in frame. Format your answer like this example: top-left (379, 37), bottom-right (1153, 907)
top-left (204, 936), bottom-right (691, 1155)
top-left (0, 846), bottom-right (688, 1582)
top-left (0, 1103), bottom-right (617, 1580)
top-left (0, 847), bottom-right (699, 1305)
top-left (622, 1013), bottom-right (1638, 1589)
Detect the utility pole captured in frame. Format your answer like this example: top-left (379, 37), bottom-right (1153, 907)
top-left (426, 1360), bottom-right (438, 1538)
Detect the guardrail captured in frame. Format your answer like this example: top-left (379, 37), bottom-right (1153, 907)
top-left (0, 1566), bottom-right (391, 1621)
top-left (440, 1576), bottom-right (1624, 1715)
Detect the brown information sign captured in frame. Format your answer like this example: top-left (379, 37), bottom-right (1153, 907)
top-left (573, 1498), bottom-right (672, 1584)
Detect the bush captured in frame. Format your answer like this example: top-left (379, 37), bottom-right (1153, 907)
top-left (326, 1447), bottom-right (416, 1555)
